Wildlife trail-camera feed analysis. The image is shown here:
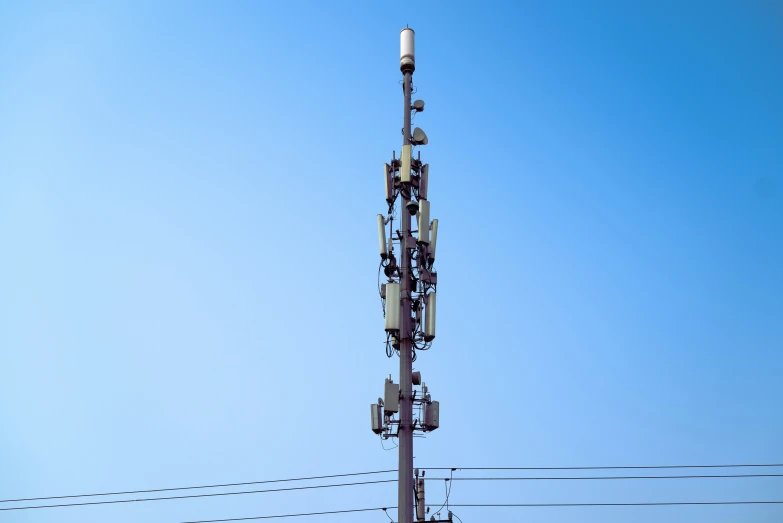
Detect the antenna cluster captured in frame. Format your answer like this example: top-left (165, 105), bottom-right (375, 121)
top-left (369, 28), bottom-right (441, 523)
top-left (371, 26), bottom-right (441, 443)
top-left (377, 141), bottom-right (439, 359)
top-left (371, 374), bottom-right (440, 439)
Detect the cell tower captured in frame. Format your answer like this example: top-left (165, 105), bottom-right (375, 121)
top-left (370, 28), bottom-right (446, 523)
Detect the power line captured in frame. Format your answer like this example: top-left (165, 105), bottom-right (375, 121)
top-left (179, 507), bottom-right (389, 522)
top-left (0, 469), bottom-right (396, 504)
top-left (448, 501), bottom-right (783, 507)
top-left (423, 473), bottom-right (783, 481)
top-left (3, 463), bottom-right (780, 508)
top-left (424, 463), bottom-right (783, 471)
top-left (177, 500), bottom-right (783, 522)
top-left (0, 479), bottom-right (396, 512)
top-left (430, 469), bottom-right (453, 518)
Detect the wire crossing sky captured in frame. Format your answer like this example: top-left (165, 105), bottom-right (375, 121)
top-left (1, 2), bottom-right (781, 523)
top-left (176, 502), bottom-right (783, 523)
top-left (3, 464), bottom-right (780, 510)
top-left (0, 469), bottom-right (398, 504)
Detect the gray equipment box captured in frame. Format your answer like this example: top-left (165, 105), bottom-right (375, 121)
top-left (423, 401), bottom-right (439, 431)
top-left (384, 380), bottom-right (400, 414)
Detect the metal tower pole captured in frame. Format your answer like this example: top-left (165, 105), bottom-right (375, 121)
top-left (370, 27), bottom-right (437, 523)
top-left (398, 68), bottom-right (414, 523)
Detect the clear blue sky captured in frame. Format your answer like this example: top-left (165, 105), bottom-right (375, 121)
top-left (1, 2), bottom-right (781, 522)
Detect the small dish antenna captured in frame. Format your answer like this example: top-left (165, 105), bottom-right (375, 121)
top-left (411, 127), bottom-right (428, 146)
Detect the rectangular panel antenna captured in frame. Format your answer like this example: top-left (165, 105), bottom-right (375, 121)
top-left (417, 199), bottom-right (430, 244)
top-left (384, 282), bottom-right (400, 332)
top-left (400, 145), bottom-right (412, 183)
top-left (419, 164), bottom-right (428, 200)
top-left (371, 404), bottom-right (383, 434)
top-left (424, 292), bottom-right (436, 342)
top-left (383, 163), bottom-right (393, 202)
top-left (428, 219), bottom-right (438, 262)
top-left (377, 214), bottom-right (388, 258)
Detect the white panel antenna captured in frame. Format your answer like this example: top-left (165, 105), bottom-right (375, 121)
top-left (384, 282), bottom-right (400, 332)
top-left (377, 214), bottom-right (388, 259)
top-left (419, 163), bottom-right (428, 200)
top-left (400, 145), bottom-right (412, 183)
top-left (383, 163), bottom-right (393, 202)
top-left (428, 219), bottom-right (438, 261)
top-left (424, 292), bottom-right (436, 342)
top-left (370, 404), bottom-right (383, 434)
top-left (417, 199), bottom-right (430, 244)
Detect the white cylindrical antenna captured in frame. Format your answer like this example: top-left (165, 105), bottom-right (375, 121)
top-left (417, 199), bottom-right (430, 244)
top-left (377, 214), bottom-right (388, 259)
top-left (387, 237), bottom-right (394, 255)
top-left (419, 164), bottom-right (428, 200)
top-left (400, 145), bottom-right (412, 183)
top-left (383, 163), bottom-right (393, 202)
top-left (400, 28), bottom-right (415, 73)
top-left (424, 292), bottom-right (436, 341)
top-left (385, 282), bottom-right (400, 332)
top-left (428, 219), bottom-right (438, 261)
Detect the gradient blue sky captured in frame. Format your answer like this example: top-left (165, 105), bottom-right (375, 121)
top-left (1, 2), bottom-right (781, 522)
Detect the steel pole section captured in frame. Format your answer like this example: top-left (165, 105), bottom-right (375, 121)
top-left (398, 69), bottom-right (414, 523)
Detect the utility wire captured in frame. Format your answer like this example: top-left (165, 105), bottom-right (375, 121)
top-left (0, 469), bottom-right (396, 504)
top-left (0, 480), bottom-right (396, 512)
top-left (3, 463), bottom-right (780, 507)
top-left (430, 469), bottom-right (453, 517)
top-left (448, 501), bottom-right (783, 507)
top-left (382, 506), bottom-right (396, 522)
top-left (179, 507), bottom-right (390, 523)
top-left (177, 500), bottom-right (783, 523)
top-left (422, 473), bottom-right (783, 481)
top-left (424, 463), bottom-right (783, 471)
